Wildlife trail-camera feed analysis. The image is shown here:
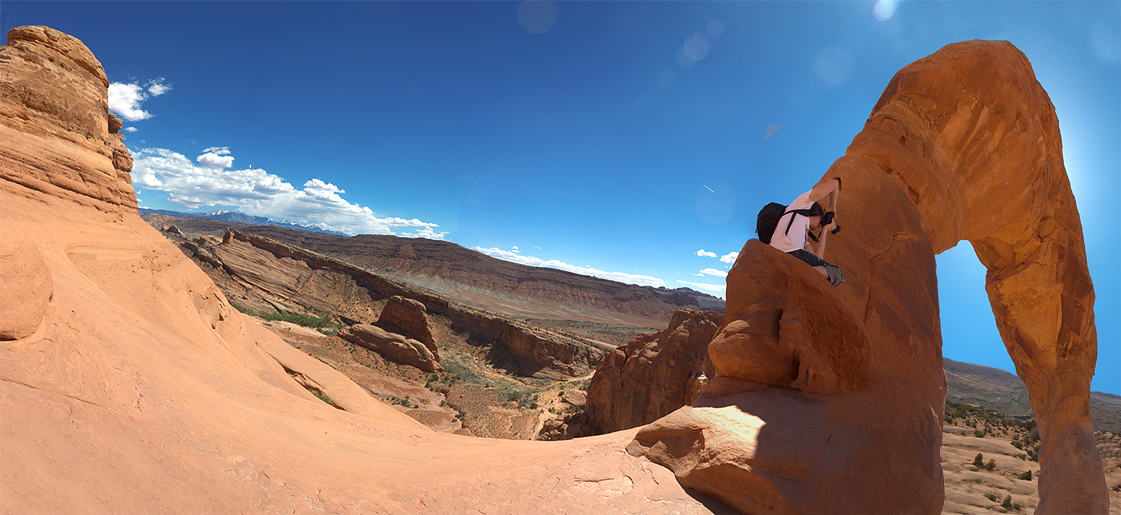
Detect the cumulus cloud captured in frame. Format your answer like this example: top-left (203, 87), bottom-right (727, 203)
top-left (475, 247), bottom-right (666, 288)
top-left (108, 78), bottom-right (171, 122)
top-left (720, 251), bottom-right (738, 264)
top-left (696, 249), bottom-right (716, 258)
top-left (696, 268), bottom-right (727, 278)
top-left (131, 147), bottom-right (446, 238)
top-left (197, 151), bottom-right (235, 169)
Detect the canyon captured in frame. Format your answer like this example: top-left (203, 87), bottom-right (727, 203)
top-left (2, 25), bottom-right (1113, 515)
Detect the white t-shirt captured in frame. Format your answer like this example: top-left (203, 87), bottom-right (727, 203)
top-left (768, 190), bottom-right (815, 253)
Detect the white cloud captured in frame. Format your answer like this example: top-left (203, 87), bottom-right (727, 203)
top-left (698, 268), bottom-right (727, 277)
top-left (676, 280), bottom-right (726, 296)
top-left (475, 247), bottom-right (666, 288)
top-left (108, 79), bottom-right (171, 122)
top-left (147, 79), bottom-right (171, 96)
top-left (130, 147), bottom-right (446, 238)
top-left (109, 83), bottom-right (151, 121)
top-left (197, 151), bottom-right (235, 169)
top-left (720, 251), bottom-right (738, 264)
top-left (124, 127), bottom-right (139, 133)
top-left (696, 249), bottom-right (716, 258)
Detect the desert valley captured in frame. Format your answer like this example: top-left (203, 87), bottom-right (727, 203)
top-left (2, 25), bottom-right (1117, 514)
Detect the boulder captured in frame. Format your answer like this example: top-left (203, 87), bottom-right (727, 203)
top-left (339, 324), bottom-right (444, 373)
top-left (0, 238), bottom-right (53, 340)
top-left (584, 309), bottom-right (722, 434)
top-left (630, 40), bottom-right (1106, 514)
top-left (375, 295), bottom-right (438, 357)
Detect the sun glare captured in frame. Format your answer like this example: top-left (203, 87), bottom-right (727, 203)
top-left (873, 0), bottom-right (898, 22)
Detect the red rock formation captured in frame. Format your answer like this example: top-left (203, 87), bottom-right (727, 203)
top-left (339, 324), bottom-right (444, 373)
top-left (584, 309), bottom-right (722, 433)
top-left (631, 40), bottom-right (1107, 514)
top-left (375, 295), bottom-right (438, 355)
top-left (0, 26), bottom-right (720, 515)
top-left (0, 26), bottom-right (135, 212)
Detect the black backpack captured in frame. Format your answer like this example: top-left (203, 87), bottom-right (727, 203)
top-left (756, 202), bottom-right (821, 244)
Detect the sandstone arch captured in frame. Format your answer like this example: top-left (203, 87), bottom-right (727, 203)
top-left (632, 40), bottom-right (1106, 514)
top-left (849, 39), bottom-right (1104, 513)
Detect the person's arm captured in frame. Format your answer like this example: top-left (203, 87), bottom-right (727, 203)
top-left (813, 228), bottom-right (829, 258)
top-left (808, 178), bottom-right (840, 214)
top-left (807, 178), bottom-right (840, 258)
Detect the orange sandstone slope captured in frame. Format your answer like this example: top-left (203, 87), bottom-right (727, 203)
top-left (0, 26), bottom-right (718, 515)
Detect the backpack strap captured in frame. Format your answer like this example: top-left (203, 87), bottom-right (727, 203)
top-left (782, 207), bottom-right (821, 236)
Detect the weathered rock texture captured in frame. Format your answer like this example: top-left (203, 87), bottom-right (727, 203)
top-left (376, 295), bottom-right (438, 353)
top-left (584, 309), bottom-right (722, 434)
top-left (630, 40), bottom-right (1107, 514)
top-left (0, 25), bottom-right (135, 212)
top-left (0, 238), bottom-right (54, 340)
top-left (0, 26), bottom-right (719, 515)
top-left (339, 324), bottom-right (444, 373)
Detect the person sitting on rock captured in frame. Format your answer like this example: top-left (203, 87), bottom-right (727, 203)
top-left (768, 178), bottom-right (845, 287)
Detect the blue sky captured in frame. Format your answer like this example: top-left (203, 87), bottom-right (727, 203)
top-left (4, 1), bottom-right (1117, 395)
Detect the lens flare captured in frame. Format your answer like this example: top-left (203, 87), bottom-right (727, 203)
top-left (517, 0), bottom-right (559, 34)
top-left (683, 32), bottom-right (712, 61)
top-left (706, 18), bottom-right (725, 39)
top-left (676, 49), bottom-right (696, 69)
top-left (873, 0), bottom-right (897, 21)
top-left (814, 45), bottom-right (855, 86)
top-left (658, 69), bottom-right (676, 87)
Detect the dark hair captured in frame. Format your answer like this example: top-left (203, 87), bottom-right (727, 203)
top-left (808, 202), bottom-right (824, 217)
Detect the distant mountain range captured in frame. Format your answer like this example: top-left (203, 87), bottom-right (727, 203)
top-left (139, 208), bottom-right (347, 236)
top-left (945, 357), bottom-right (1121, 433)
top-left (137, 213), bottom-right (726, 322)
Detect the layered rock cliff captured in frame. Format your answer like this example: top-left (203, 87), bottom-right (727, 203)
top-left (629, 40), bottom-right (1107, 514)
top-left (182, 228), bottom-right (609, 379)
top-left (0, 25), bottom-right (135, 212)
top-left (157, 220), bottom-right (716, 321)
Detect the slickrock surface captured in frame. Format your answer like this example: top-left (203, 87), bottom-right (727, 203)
top-left (630, 40), bottom-right (1107, 514)
top-left (0, 26), bottom-right (722, 515)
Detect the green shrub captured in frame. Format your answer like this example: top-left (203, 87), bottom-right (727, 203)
top-left (973, 453), bottom-right (985, 468)
top-left (235, 305), bottom-right (332, 328)
top-left (1018, 470), bottom-right (1032, 481)
top-left (1002, 495), bottom-right (1012, 510)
